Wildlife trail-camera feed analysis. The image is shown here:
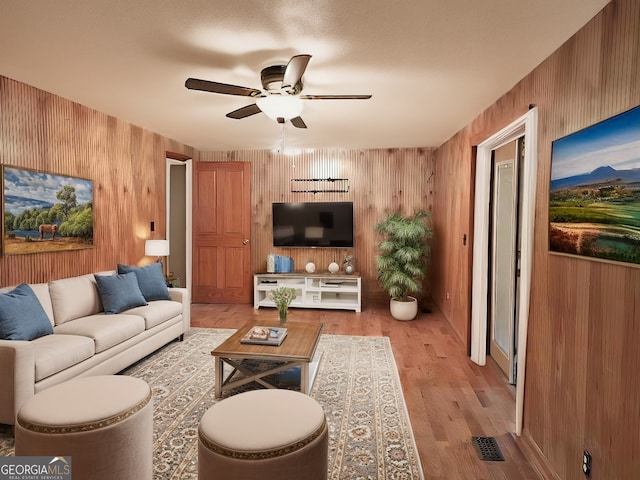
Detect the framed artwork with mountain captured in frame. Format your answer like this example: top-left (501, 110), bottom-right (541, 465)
top-left (2, 166), bottom-right (94, 255)
top-left (549, 105), bottom-right (640, 266)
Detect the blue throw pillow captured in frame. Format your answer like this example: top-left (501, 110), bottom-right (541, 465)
top-left (94, 272), bottom-right (148, 314)
top-left (117, 262), bottom-right (171, 301)
top-left (0, 283), bottom-right (54, 341)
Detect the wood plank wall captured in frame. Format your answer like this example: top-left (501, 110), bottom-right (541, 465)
top-left (432, 0), bottom-right (640, 478)
top-left (0, 76), bottom-right (196, 286)
top-left (431, 128), bottom-right (476, 349)
top-left (199, 148), bottom-right (435, 306)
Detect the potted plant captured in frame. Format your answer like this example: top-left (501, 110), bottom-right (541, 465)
top-left (375, 210), bottom-right (432, 320)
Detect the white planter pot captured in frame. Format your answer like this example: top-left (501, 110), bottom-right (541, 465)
top-left (389, 296), bottom-right (418, 321)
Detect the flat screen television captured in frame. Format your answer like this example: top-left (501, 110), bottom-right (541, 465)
top-left (272, 202), bottom-right (354, 248)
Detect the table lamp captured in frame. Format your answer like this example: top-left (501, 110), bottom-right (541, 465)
top-left (145, 239), bottom-right (169, 263)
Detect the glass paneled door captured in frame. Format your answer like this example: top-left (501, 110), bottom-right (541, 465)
top-left (489, 138), bottom-right (523, 384)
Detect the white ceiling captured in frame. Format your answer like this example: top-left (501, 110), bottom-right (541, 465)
top-left (0, 0), bottom-right (609, 152)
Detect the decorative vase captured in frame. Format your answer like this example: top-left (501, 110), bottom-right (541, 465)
top-left (278, 307), bottom-right (288, 325)
top-left (305, 262), bottom-right (316, 273)
top-left (343, 255), bottom-right (356, 274)
top-left (328, 262), bottom-right (340, 273)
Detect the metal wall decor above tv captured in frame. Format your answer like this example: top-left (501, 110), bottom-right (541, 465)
top-left (272, 202), bottom-right (354, 248)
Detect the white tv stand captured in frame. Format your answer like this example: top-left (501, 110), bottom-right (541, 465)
top-left (254, 273), bottom-right (361, 312)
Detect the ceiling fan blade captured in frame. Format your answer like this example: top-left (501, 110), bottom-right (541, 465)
top-left (226, 104), bottom-right (262, 119)
top-left (290, 116), bottom-right (307, 129)
top-left (300, 94), bottom-right (372, 100)
top-left (282, 55), bottom-right (312, 89)
top-left (185, 78), bottom-right (262, 97)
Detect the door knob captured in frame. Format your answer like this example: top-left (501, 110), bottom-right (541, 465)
top-left (243, 239), bottom-right (250, 245)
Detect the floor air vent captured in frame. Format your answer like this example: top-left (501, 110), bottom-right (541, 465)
top-left (471, 436), bottom-right (505, 462)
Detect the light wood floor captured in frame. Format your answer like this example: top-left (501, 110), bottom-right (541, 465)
top-left (191, 300), bottom-right (543, 480)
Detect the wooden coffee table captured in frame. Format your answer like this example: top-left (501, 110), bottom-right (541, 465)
top-left (211, 321), bottom-right (323, 398)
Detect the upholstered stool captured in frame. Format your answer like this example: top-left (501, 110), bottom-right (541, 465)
top-left (15, 375), bottom-right (153, 480)
top-left (198, 389), bottom-right (328, 480)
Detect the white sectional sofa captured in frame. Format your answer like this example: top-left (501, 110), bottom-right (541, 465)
top-left (0, 266), bottom-right (190, 425)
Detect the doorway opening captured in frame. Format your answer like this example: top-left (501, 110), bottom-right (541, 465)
top-left (166, 156), bottom-right (192, 294)
top-left (470, 108), bottom-right (538, 435)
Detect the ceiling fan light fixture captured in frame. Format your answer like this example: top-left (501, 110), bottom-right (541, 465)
top-left (256, 95), bottom-right (304, 122)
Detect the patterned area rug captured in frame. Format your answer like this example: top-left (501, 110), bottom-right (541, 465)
top-left (0, 328), bottom-right (424, 479)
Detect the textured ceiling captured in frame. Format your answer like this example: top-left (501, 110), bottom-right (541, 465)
top-left (0, 0), bottom-right (609, 151)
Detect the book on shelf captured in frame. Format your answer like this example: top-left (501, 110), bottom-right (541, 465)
top-left (240, 326), bottom-right (288, 346)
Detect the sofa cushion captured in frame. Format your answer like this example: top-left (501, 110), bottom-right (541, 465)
top-left (54, 314), bottom-right (145, 353)
top-left (0, 284), bottom-right (54, 341)
top-left (49, 274), bottom-right (103, 325)
top-left (117, 262), bottom-right (171, 301)
top-left (124, 300), bottom-right (183, 329)
top-left (94, 272), bottom-right (148, 314)
top-left (32, 334), bottom-right (95, 381)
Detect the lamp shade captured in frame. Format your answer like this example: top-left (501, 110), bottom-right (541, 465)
top-left (256, 95), bottom-right (304, 121)
top-left (145, 239), bottom-right (170, 257)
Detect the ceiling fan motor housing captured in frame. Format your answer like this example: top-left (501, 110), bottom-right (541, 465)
top-left (261, 65), bottom-right (303, 93)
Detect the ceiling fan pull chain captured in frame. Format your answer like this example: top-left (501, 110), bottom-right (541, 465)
top-left (279, 122), bottom-right (285, 154)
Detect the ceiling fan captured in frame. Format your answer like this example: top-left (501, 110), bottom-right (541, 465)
top-left (185, 54), bottom-right (372, 129)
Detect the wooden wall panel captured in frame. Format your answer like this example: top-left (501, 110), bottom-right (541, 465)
top-left (432, 0), bottom-right (640, 478)
top-left (199, 148), bottom-right (435, 307)
top-left (431, 128), bottom-right (474, 348)
top-left (0, 76), bottom-right (196, 286)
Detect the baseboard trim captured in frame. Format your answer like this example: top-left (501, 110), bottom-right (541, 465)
top-left (513, 431), bottom-right (559, 480)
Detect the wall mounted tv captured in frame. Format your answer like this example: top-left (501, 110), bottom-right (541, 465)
top-left (272, 202), bottom-right (354, 248)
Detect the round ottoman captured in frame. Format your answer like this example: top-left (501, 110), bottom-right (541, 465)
top-left (15, 375), bottom-right (153, 480)
top-left (198, 389), bottom-right (328, 480)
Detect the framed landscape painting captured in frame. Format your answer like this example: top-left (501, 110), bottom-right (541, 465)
top-left (549, 105), bottom-right (640, 266)
top-left (2, 166), bottom-right (94, 255)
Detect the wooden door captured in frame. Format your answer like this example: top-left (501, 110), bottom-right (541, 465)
top-left (193, 162), bottom-right (251, 303)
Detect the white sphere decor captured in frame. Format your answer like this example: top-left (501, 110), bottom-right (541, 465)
top-left (305, 262), bottom-right (316, 273)
top-left (328, 262), bottom-right (340, 273)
